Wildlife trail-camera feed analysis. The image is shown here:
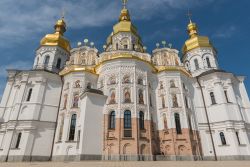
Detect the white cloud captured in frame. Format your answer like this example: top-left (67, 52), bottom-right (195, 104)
top-left (212, 25), bottom-right (237, 39)
top-left (0, 0), bottom-right (215, 47)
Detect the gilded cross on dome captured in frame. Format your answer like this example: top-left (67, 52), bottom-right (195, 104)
top-left (187, 10), bottom-right (192, 23)
top-left (61, 8), bottom-right (66, 19)
top-left (122, 0), bottom-right (128, 9)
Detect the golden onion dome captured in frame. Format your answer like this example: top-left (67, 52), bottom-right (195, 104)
top-left (182, 21), bottom-right (214, 55)
top-left (119, 8), bottom-right (131, 21)
top-left (113, 8), bottom-right (138, 35)
top-left (40, 18), bottom-right (71, 52)
top-left (106, 1), bottom-right (143, 49)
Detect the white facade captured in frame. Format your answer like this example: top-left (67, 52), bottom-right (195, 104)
top-left (0, 4), bottom-right (250, 162)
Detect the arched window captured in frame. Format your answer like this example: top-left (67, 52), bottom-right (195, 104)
top-left (121, 38), bottom-right (129, 50)
top-left (69, 114), bottom-right (77, 141)
top-left (73, 94), bottom-right (79, 108)
top-left (56, 58), bottom-right (62, 69)
top-left (124, 110), bottom-right (132, 137)
top-left (116, 43), bottom-right (119, 50)
top-left (124, 44), bottom-right (128, 50)
top-left (220, 132), bottom-right (227, 145)
top-left (138, 89), bottom-right (144, 104)
top-left (175, 113), bottom-right (182, 134)
top-left (139, 111), bottom-right (145, 130)
top-left (45, 55), bottom-right (50, 66)
top-left (87, 82), bottom-right (91, 89)
top-left (133, 44), bottom-right (136, 50)
top-left (206, 57), bottom-right (211, 68)
top-left (15, 133), bottom-right (22, 149)
top-left (109, 111), bottom-right (116, 129)
top-left (194, 59), bottom-right (199, 70)
top-left (26, 88), bottom-right (33, 102)
top-left (210, 92), bottom-right (216, 105)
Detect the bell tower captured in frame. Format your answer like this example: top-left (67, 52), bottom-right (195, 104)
top-left (105, 0), bottom-right (144, 52)
top-left (182, 15), bottom-right (219, 77)
top-left (33, 17), bottom-right (71, 73)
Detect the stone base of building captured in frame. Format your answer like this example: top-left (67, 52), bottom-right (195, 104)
top-left (2, 154), bottom-right (250, 162)
top-left (102, 155), bottom-right (155, 161)
top-left (155, 155), bottom-right (202, 161)
top-left (52, 154), bottom-right (102, 161)
top-left (0, 155), bottom-right (50, 162)
top-left (203, 155), bottom-right (250, 161)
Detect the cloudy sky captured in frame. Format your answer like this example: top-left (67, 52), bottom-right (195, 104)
top-left (0, 0), bottom-right (250, 98)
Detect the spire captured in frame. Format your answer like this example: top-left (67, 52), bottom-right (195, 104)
top-left (186, 11), bottom-right (198, 38)
top-left (182, 12), bottom-right (214, 55)
top-left (122, 0), bottom-right (128, 9)
top-left (54, 10), bottom-right (66, 35)
top-left (119, 0), bottom-right (130, 21)
top-left (187, 10), bottom-right (193, 24)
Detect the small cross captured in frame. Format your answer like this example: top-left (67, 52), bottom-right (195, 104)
top-left (187, 9), bottom-right (192, 23)
top-left (61, 8), bottom-right (66, 19)
top-left (122, 0), bottom-right (128, 9)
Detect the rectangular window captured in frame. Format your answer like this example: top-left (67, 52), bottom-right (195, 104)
top-left (26, 88), bottom-right (33, 102)
top-left (224, 90), bottom-right (230, 103)
top-left (210, 92), bottom-right (216, 105)
top-left (185, 97), bottom-right (189, 108)
top-left (236, 131), bottom-right (241, 145)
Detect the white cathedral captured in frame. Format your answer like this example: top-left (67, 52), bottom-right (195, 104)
top-left (0, 2), bottom-right (250, 162)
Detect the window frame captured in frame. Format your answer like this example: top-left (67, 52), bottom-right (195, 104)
top-left (139, 111), bottom-right (145, 130)
top-left (220, 132), bottom-right (227, 145)
top-left (194, 59), bottom-right (199, 70)
top-left (210, 92), bottom-right (217, 105)
top-left (56, 58), bottom-right (62, 69)
top-left (206, 57), bottom-right (211, 68)
top-left (26, 88), bottom-right (33, 102)
top-left (15, 132), bottom-right (22, 149)
top-left (174, 113), bottom-right (182, 134)
top-left (69, 114), bottom-right (77, 141)
top-left (124, 110), bottom-right (132, 138)
top-left (109, 111), bottom-right (116, 129)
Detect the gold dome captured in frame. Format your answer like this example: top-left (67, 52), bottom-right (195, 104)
top-left (106, 1), bottom-right (143, 50)
top-left (113, 8), bottom-right (138, 36)
top-left (119, 8), bottom-right (131, 21)
top-left (182, 21), bottom-right (214, 55)
top-left (40, 18), bottom-right (71, 52)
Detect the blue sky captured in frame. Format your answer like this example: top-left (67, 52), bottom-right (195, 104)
top-left (0, 0), bottom-right (250, 98)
